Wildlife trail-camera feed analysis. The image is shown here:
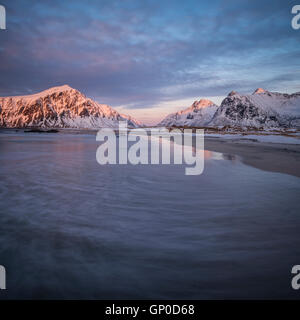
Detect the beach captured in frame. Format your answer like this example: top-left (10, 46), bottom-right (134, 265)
top-left (205, 135), bottom-right (300, 178)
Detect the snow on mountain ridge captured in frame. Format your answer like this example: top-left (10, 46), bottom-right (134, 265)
top-left (158, 99), bottom-right (218, 127)
top-left (0, 85), bottom-right (141, 128)
top-left (253, 88), bottom-right (267, 94)
top-left (210, 89), bottom-right (300, 129)
top-left (177, 99), bottom-right (216, 114)
top-left (4, 85), bottom-right (75, 101)
top-left (157, 89), bottom-right (300, 129)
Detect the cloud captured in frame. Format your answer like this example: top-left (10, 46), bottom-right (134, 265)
top-left (0, 0), bottom-right (299, 112)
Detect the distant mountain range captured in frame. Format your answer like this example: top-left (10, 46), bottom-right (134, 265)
top-left (0, 85), bottom-right (141, 129)
top-left (159, 88), bottom-right (300, 129)
top-left (1, 86), bottom-right (300, 130)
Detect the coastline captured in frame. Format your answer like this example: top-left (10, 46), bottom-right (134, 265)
top-left (1, 127), bottom-right (300, 178)
top-left (205, 136), bottom-right (300, 178)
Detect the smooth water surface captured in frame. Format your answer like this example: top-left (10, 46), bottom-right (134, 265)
top-left (0, 131), bottom-right (300, 299)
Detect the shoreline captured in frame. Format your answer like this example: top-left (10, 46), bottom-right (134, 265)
top-left (1, 127), bottom-right (300, 178)
top-left (205, 136), bottom-right (300, 178)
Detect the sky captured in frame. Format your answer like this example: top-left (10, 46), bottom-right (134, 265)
top-left (0, 0), bottom-right (299, 124)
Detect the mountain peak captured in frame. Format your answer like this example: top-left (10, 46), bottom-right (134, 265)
top-left (210, 88), bottom-right (300, 129)
top-left (39, 84), bottom-right (75, 95)
top-left (0, 85), bottom-right (77, 100)
top-left (0, 85), bottom-right (142, 128)
top-left (50, 84), bottom-right (73, 91)
top-left (228, 91), bottom-right (238, 96)
top-left (193, 99), bottom-right (215, 108)
top-left (158, 98), bottom-right (218, 127)
top-left (253, 88), bottom-right (267, 94)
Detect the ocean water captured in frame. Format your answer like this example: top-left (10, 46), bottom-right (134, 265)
top-left (0, 130), bottom-right (300, 299)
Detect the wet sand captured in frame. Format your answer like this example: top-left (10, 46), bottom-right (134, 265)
top-left (1, 127), bottom-right (299, 178)
top-left (205, 136), bottom-right (300, 178)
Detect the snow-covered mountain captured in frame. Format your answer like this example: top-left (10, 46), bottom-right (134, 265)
top-left (0, 85), bottom-right (142, 129)
top-left (210, 89), bottom-right (300, 129)
top-left (158, 99), bottom-right (218, 127)
top-left (158, 89), bottom-right (300, 129)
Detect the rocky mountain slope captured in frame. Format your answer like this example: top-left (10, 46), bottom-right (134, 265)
top-left (0, 85), bottom-right (141, 128)
top-left (158, 89), bottom-right (300, 129)
top-left (210, 88), bottom-right (300, 129)
top-left (158, 99), bottom-right (218, 127)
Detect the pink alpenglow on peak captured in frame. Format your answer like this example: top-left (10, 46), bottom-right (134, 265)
top-left (158, 99), bottom-right (219, 127)
top-left (190, 99), bottom-right (216, 109)
top-left (0, 85), bottom-right (142, 129)
top-left (253, 88), bottom-right (267, 94)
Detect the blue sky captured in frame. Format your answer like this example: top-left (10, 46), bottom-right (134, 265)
top-left (0, 0), bottom-right (299, 123)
